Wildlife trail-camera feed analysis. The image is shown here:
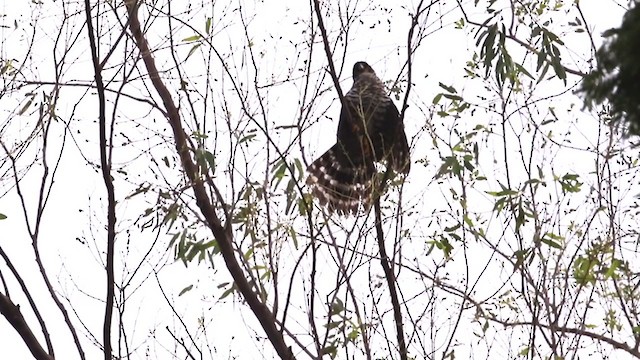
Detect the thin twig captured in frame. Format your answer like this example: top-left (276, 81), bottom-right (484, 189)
top-left (83, 0), bottom-right (116, 359)
top-left (399, 0), bottom-right (432, 122)
top-left (1, 135), bottom-right (85, 359)
top-left (154, 273), bottom-right (202, 359)
top-left (489, 317), bottom-right (640, 358)
top-left (312, 0), bottom-right (346, 105)
top-left (373, 199), bottom-right (408, 360)
top-left (165, 326), bottom-right (198, 360)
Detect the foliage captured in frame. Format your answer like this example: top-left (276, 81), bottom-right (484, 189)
top-left (581, 3), bottom-right (640, 136)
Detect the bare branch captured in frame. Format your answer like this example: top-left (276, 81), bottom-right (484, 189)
top-left (0, 293), bottom-right (54, 360)
top-left (374, 199), bottom-right (408, 360)
top-left (312, 0), bottom-right (346, 105)
top-left (83, 0), bottom-right (116, 359)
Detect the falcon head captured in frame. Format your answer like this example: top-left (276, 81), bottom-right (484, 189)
top-left (352, 61), bottom-right (375, 80)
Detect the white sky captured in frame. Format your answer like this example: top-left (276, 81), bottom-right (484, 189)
top-left (0, 0), bottom-right (635, 359)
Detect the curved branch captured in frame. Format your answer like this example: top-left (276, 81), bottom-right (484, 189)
top-left (489, 317), bottom-right (640, 358)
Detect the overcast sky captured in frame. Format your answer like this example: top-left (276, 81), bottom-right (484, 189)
top-left (0, 0), bottom-right (634, 359)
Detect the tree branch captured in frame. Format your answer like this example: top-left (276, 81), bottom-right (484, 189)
top-left (123, 1), bottom-right (295, 358)
top-left (455, 0), bottom-right (587, 78)
top-left (489, 317), bottom-right (640, 358)
top-left (374, 199), bottom-right (408, 360)
top-left (0, 293), bottom-right (54, 360)
top-left (312, 0), bottom-right (346, 106)
top-left (83, 1), bottom-right (116, 359)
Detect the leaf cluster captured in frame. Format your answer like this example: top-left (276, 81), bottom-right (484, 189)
top-left (581, 3), bottom-right (640, 136)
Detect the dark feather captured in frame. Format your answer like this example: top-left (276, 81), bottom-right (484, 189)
top-left (306, 61), bottom-right (410, 215)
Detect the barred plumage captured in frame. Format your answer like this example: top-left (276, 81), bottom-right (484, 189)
top-left (306, 61), bottom-right (410, 215)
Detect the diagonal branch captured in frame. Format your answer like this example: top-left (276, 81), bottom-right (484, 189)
top-left (0, 293), bottom-right (54, 360)
top-left (122, 1), bottom-right (295, 359)
top-left (312, 0), bottom-right (346, 106)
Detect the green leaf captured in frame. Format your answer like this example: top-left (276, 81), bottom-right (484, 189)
top-left (536, 49), bottom-right (546, 71)
top-left (18, 96), bottom-right (34, 115)
top-left (0, 213), bottom-right (6, 220)
top-left (532, 26), bottom-right (542, 37)
top-left (243, 247), bottom-right (254, 261)
top-left (205, 17), bottom-right (212, 35)
top-left (551, 57), bottom-right (567, 84)
top-left (320, 345), bottom-right (337, 358)
top-left (486, 188), bottom-right (518, 197)
top-left (347, 328), bottom-right (359, 341)
top-left (556, 173), bottom-right (582, 193)
top-left (294, 158), bottom-right (304, 179)
top-left (573, 255), bottom-right (597, 285)
top-left (330, 298), bottom-right (344, 315)
top-left (604, 258), bottom-right (621, 279)
top-left (438, 82), bottom-right (458, 94)
top-left (541, 233), bottom-right (564, 249)
top-left (443, 93), bottom-right (463, 101)
top-left (185, 43), bottom-right (201, 61)
top-left (182, 35), bottom-right (201, 42)
top-left (428, 236), bottom-right (453, 258)
top-left (513, 249), bottom-right (531, 270)
top-left (324, 321), bottom-right (341, 330)
top-left (239, 133), bottom-right (256, 144)
top-left (537, 62), bottom-right (550, 84)
top-left (285, 179), bottom-right (296, 214)
top-left (481, 24), bottom-right (498, 76)
top-left (444, 223), bottom-right (461, 232)
top-left (515, 63), bottom-right (534, 79)
top-left (515, 203), bottom-right (526, 232)
top-left (220, 286), bottom-right (235, 299)
top-left (178, 284), bottom-right (193, 296)
top-left (435, 156), bottom-right (458, 178)
top-left (271, 159), bottom-right (287, 188)
top-left (288, 226), bottom-right (299, 249)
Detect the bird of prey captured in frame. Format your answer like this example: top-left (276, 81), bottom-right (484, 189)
top-left (306, 61), bottom-right (410, 215)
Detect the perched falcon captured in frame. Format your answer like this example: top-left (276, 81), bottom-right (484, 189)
top-left (306, 61), bottom-right (410, 215)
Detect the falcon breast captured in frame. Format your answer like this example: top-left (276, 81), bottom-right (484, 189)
top-left (306, 61), bottom-right (410, 215)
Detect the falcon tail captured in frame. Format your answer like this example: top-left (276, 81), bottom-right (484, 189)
top-left (306, 144), bottom-right (374, 215)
